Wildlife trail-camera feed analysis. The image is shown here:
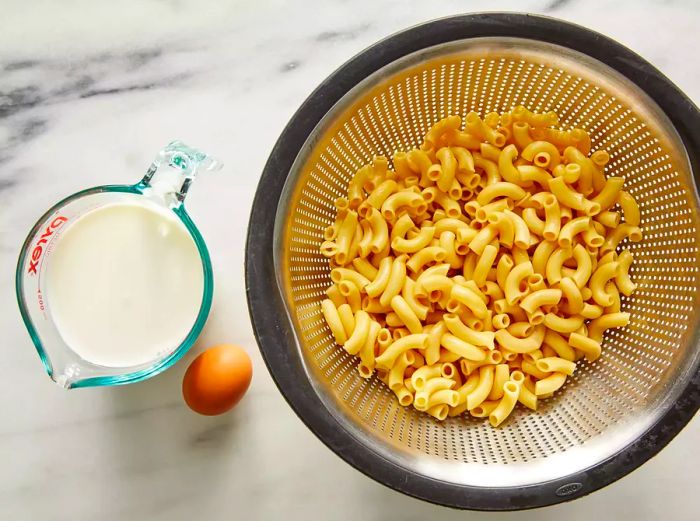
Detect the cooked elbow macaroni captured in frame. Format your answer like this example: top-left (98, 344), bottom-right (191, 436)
top-left (318, 109), bottom-right (641, 427)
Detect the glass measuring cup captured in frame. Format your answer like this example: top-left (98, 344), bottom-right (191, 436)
top-left (15, 141), bottom-right (221, 388)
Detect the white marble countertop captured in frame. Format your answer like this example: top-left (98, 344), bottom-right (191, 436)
top-left (1, 0), bottom-right (698, 519)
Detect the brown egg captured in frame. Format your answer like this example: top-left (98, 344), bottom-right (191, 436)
top-left (182, 344), bottom-right (253, 415)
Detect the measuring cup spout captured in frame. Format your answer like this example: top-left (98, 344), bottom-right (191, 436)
top-left (53, 361), bottom-right (84, 389)
top-left (139, 141), bottom-right (222, 206)
top-left (28, 332), bottom-right (89, 389)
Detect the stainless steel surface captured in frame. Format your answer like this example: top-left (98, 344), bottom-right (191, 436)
top-left (274, 38), bottom-right (700, 487)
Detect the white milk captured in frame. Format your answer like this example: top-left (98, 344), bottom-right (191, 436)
top-left (45, 201), bottom-right (204, 367)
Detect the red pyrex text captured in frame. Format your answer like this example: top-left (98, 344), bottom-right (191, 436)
top-left (27, 216), bottom-right (68, 275)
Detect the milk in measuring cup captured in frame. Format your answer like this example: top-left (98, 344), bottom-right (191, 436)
top-left (45, 200), bottom-right (204, 367)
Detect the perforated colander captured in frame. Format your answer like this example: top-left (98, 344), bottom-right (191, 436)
top-left (246, 14), bottom-right (700, 510)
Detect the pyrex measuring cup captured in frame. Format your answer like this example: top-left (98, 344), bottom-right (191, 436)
top-left (15, 141), bottom-right (220, 388)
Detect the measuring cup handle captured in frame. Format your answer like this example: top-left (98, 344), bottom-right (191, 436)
top-left (140, 141), bottom-right (222, 204)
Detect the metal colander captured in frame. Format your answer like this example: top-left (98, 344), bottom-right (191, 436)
top-left (246, 14), bottom-right (700, 510)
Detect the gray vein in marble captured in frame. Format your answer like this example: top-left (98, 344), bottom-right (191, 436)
top-left (546, 0), bottom-right (573, 10)
top-left (315, 23), bottom-right (372, 42)
top-left (126, 48), bottom-right (163, 69)
top-left (280, 60), bottom-right (302, 72)
top-left (190, 422), bottom-right (237, 447)
top-left (51, 76), bottom-right (96, 97)
top-left (1, 54), bottom-right (191, 112)
top-left (3, 60), bottom-right (41, 72)
top-left (0, 178), bottom-right (17, 191)
top-left (79, 74), bottom-right (191, 99)
top-left (17, 118), bottom-right (47, 139)
top-left (0, 47), bottom-right (195, 173)
top-left (0, 86), bottom-right (43, 118)
top-left (0, 118), bottom-right (48, 165)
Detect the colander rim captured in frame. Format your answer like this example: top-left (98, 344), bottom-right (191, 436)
top-left (245, 12), bottom-right (700, 510)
